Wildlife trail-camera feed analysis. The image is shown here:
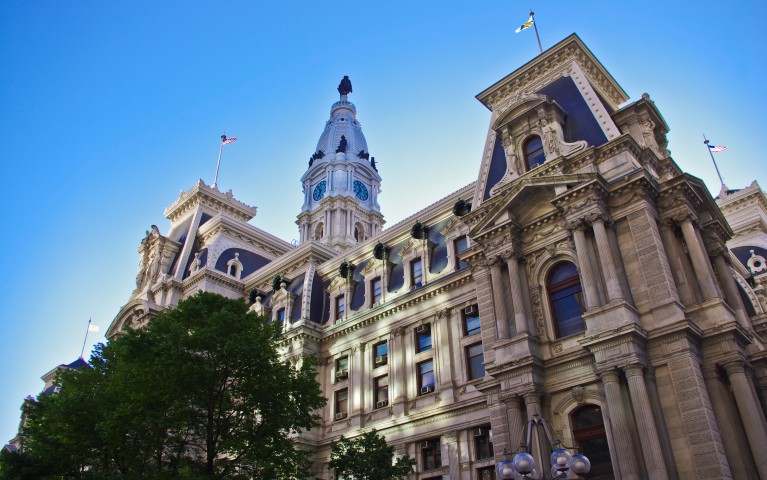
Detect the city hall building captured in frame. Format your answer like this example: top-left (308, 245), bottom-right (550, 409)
top-left (101, 34), bottom-right (767, 479)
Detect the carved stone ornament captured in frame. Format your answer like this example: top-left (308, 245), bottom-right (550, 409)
top-left (542, 122), bottom-right (587, 158)
top-left (571, 386), bottom-right (586, 405)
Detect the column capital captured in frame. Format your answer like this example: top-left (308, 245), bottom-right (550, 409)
top-left (598, 368), bottom-right (621, 384)
top-left (500, 394), bottom-right (523, 409)
top-left (522, 391), bottom-right (542, 406)
top-left (623, 363), bottom-right (645, 379)
top-left (436, 307), bottom-right (453, 320)
top-left (565, 218), bottom-right (586, 232)
top-left (391, 326), bottom-right (407, 338)
top-left (724, 360), bottom-right (746, 376)
top-left (584, 210), bottom-right (611, 226)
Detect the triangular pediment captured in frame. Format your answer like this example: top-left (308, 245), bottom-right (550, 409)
top-left (469, 174), bottom-right (597, 238)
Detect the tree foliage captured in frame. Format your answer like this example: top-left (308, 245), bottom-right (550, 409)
top-left (328, 429), bottom-right (416, 480)
top-left (1, 292), bottom-right (326, 479)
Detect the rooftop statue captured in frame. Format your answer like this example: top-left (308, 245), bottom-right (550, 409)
top-left (338, 76), bottom-right (352, 97)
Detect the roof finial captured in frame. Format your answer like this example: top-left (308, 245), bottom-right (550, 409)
top-left (338, 75), bottom-right (352, 98)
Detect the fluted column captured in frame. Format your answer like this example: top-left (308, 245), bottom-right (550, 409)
top-left (712, 253), bottom-right (750, 328)
top-left (435, 308), bottom-right (455, 389)
top-left (569, 222), bottom-right (600, 309)
top-left (624, 364), bottom-right (669, 480)
top-left (679, 218), bottom-right (720, 301)
top-left (600, 369), bottom-right (641, 480)
top-left (490, 261), bottom-right (511, 339)
top-left (505, 254), bottom-right (529, 335)
top-left (506, 396), bottom-right (525, 455)
top-left (591, 216), bottom-right (624, 302)
top-left (704, 367), bottom-right (757, 480)
top-left (390, 328), bottom-right (407, 402)
top-left (350, 343), bottom-right (364, 414)
top-left (725, 361), bottom-right (767, 479)
top-left (658, 220), bottom-right (696, 305)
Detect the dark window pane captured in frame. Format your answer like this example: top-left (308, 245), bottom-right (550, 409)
top-left (412, 259), bottom-right (423, 287)
top-left (467, 343), bottom-right (485, 380)
top-left (372, 277), bottom-right (382, 303)
top-left (419, 360), bottom-right (435, 389)
top-left (525, 136), bottom-right (546, 170)
top-left (464, 311), bottom-right (481, 336)
top-left (454, 236), bottom-right (469, 270)
top-left (548, 262), bottom-right (585, 338)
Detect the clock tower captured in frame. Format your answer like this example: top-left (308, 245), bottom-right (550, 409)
top-left (297, 77), bottom-right (383, 252)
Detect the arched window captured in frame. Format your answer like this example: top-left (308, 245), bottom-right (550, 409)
top-left (524, 135), bottom-right (546, 170)
top-left (314, 223), bottom-right (324, 240)
top-left (570, 405), bottom-right (614, 478)
top-left (547, 262), bottom-right (585, 337)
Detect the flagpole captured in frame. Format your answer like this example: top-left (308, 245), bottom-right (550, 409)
top-left (531, 10), bottom-right (543, 54)
top-left (80, 318), bottom-right (92, 359)
top-left (212, 134), bottom-right (226, 189)
top-left (702, 134), bottom-right (725, 186)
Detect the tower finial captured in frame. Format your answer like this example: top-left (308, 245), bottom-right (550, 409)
top-left (338, 76), bottom-right (352, 97)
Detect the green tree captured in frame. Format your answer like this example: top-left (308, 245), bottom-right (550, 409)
top-left (1, 292), bottom-right (326, 479)
top-left (328, 429), bottom-right (416, 480)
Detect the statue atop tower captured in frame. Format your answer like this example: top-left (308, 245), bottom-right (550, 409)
top-left (297, 77), bottom-right (384, 251)
top-left (337, 76), bottom-right (352, 97)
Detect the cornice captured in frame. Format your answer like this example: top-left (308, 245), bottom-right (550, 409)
top-left (164, 179), bottom-right (257, 223)
top-left (197, 214), bottom-right (294, 258)
top-left (182, 267), bottom-right (244, 294)
top-left (476, 34), bottom-right (628, 113)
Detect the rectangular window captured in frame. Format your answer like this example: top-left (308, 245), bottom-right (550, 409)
top-left (463, 304), bottom-right (481, 336)
top-left (454, 235), bottom-right (469, 270)
top-left (418, 359), bottom-right (435, 394)
top-left (373, 341), bottom-right (388, 366)
top-left (411, 258), bottom-right (423, 288)
top-left (277, 308), bottom-right (286, 328)
top-left (336, 356), bottom-right (349, 382)
top-left (477, 466), bottom-right (496, 480)
top-left (420, 439), bottom-right (441, 471)
top-left (336, 295), bottom-right (346, 319)
top-left (374, 375), bottom-right (389, 407)
top-left (415, 324), bottom-right (432, 353)
top-left (466, 343), bottom-right (485, 380)
top-left (335, 389), bottom-right (348, 417)
top-left (371, 277), bottom-right (382, 304)
top-left (473, 427), bottom-right (494, 460)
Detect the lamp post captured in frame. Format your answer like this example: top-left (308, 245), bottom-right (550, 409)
top-left (496, 414), bottom-right (591, 479)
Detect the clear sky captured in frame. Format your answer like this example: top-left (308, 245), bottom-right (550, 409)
top-left (1, 0), bottom-right (765, 444)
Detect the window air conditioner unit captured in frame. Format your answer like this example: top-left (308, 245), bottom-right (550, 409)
top-left (473, 427), bottom-right (486, 437)
top-left (376, 400), bottom-right (389, 408)
top-left (420, 385), bottom-right (434, 395)
top-left (335, 412), bottom-right (347, 420)
top-left (416, 324), bottom-right (429, 334)
top-left (420, 440), bottom-right (433, 449)
top-left (336, 371), bottom-right (348, 381)
top-left (375, 355), bottom-right (388, 365)
top-left (464, 304), bottom-right (479, 316)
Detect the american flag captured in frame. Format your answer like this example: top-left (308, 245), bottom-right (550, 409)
top-left (707, 144), bottom-right (727, 153)
top-left (222, 136), bottom-right (237, 145)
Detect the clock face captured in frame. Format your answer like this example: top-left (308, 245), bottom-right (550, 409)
top-left (313, 181), bottom-right (326, 201)
top-left (353, 180), bottom-right (369, 201)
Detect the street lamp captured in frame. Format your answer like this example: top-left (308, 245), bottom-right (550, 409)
top-left (496, 414), bottom-right (591, 479)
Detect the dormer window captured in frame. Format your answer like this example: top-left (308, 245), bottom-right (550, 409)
top-left (524, 135), bottom-right (546, 170)
top-left (411, 258), bottom-right (424, 288)
top-left (226, 252), bottom-right (243, 280)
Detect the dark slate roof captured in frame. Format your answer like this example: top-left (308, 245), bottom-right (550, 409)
top-left (483, 135), bottom-right (507, 200)
top-left (214, 248), bottom-right (271, 277)
top-left (64, 358), bottom-right (89, 370)
top-left (732, 246), bottom-right (767, 271)
top-left (538, 76), bottom-right (609, 148)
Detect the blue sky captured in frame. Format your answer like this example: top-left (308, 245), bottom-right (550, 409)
top-left (1, 1), bottom-right (765, 443)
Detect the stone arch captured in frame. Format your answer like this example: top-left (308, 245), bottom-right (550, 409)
top-left (314, 222), bottom-right (324, 240)
top-left (528, 249), bottom-right (580, 341)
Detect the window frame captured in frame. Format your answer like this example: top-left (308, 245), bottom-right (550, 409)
top-left (415, 324), bottom-right (432, 353)
top-left (417, 359), bottom-right (435, 395)
top-left (334, 388), bottom-right (348, 418)
top-left (466, 342), bottom-right (485, 381)
top-left (453, 235), bottom-right (469, 270)
top-left (547, 261), bottom-right (586, 338)
top-left (374, 375), bottom-right (389, 408)
top-left (462, 305), bottom-right (481, 336)
top-left (371, 276), bottom-right (382, 305)
top-left (420, 438), bottom-right (442, 471)
top-left (373, 341), bottom-right (388, 367)
top-left (473, 426), bottom-right (494, 460)
top-left (335, 356), bottom-right (349, 382)
top-left (524, 135), bottom-right (546, 171)
top-left (335, 294), bottom-right (346, 320)
top-left (411, 258), bottom-right (424, 288)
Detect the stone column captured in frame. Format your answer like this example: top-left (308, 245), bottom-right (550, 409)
top-left (600, 369), bottom-right (641, 480)
top-left (350, 343), bottom-right (364, 414)
top-left (704, 367), bottom-right (757, 480)
top-left (658, 220), bottom-right (696, 305)
top-left (506, 396), bottom-right (525, 455)
top-left (390, 328), bottom-right (407, 403)
top-left (569, 222), bottom-right (601, 309)
top-left (490, 261), bottom-right (511, 339)
top-left (679, 218), bottom-right (719, 301)
top-left (443, 431), bottom-right (461, 480)
top-left (712, 253), bottom-right (750, 328)
top-left (473, 265), bottom-right (498, 365)
top-left (523, 392), bottom-right (547, 475)
top-left (489, 400), bottom-right (511, 462)
top-left (623, 364), bottom-right (669, 480)
top-left (505, 254), bottom-right (528, 335)
top-left (591, 216), bottom-right (624, 303)
top-left (435, 308), bottom-right (455, 391)
top-left (725, 361), bottom-right (767, 479)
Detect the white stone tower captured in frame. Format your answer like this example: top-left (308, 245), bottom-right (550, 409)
top-left (297, 76), bottom-right (383, 252)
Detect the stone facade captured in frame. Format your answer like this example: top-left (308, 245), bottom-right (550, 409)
top-left (94, 34), bottom-right (767, 479)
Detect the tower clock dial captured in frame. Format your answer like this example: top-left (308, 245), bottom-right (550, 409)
top-left (353, 180), bottom-right (369, 201)
top-left (313, 180), bottom-right (327, 201)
